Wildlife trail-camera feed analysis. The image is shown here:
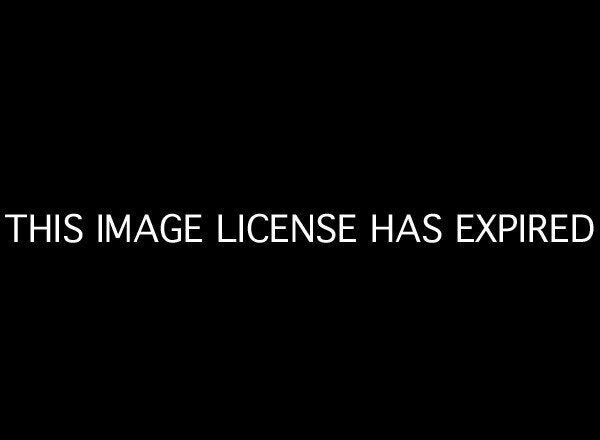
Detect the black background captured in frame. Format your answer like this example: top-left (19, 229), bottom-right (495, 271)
top-left (1, 6), bottom-right (597, 434)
